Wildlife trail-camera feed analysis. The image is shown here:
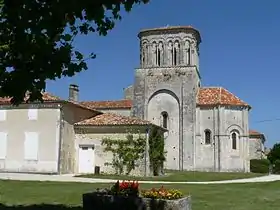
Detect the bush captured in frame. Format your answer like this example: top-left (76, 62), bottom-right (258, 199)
top-left (273, 160), bottom-right (280, 174)
top-left (250, 159), bottom-right (270, 173)
top-left (141, 186), bottom-right (183, 200)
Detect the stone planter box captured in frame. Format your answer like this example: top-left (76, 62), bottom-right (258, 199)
top-left (82, 192), bottom-right (191, 210)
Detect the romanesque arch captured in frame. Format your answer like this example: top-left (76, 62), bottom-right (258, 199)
top-left (225, 124), bottom-right (244, 136)
top-left (147, 89), bottom-right (180, 170)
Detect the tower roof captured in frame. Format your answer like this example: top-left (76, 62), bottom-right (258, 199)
top-left (138, 25), bottom-right (201, 44)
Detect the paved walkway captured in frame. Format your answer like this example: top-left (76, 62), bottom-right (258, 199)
top-left (0, 173), bottom-right (280, 184)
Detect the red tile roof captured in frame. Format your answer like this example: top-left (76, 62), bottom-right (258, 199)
top-left (80, 99), bottom-right (132, 109)
top-left (75, 112), bottom-right (151, 126)
top-left (249, 129), bottom-right (266, 142)
top-left (0, 92), bottom-right (61, 104)
top-left (0, 92), bottom-right (101, 115)
top-left (80, 87), bottom-right (250, 109)
top-left (249, 129), bottom-right (264, 136)
top-left (197, 87), bottom-right (250, 107)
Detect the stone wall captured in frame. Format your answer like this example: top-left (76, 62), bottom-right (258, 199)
top-left (249, 137), bottom-right (265, 160)
top-left (195, 106), bottom-right (250, 172)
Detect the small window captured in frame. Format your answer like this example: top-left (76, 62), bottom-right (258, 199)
top-left (0, 110), bottom-right (7, 121)
top-left (28, 109), bottom-right (38, 120)
top-left (231, 132), bottom-right (237, 150)
top-left (24, 132), bottom-right (39, 160)
top-left (0, 132), bottom-right (7, 159)
top-left (161, 112), bottom-right (168, 129)
top-left (204, 130), bottom-right (211, 144)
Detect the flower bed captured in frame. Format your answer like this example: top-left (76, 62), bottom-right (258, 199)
top-left (82, 181), bottom-right (191, 210)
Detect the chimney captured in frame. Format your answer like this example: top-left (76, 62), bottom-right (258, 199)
top-left (69, 84), bottom-right (79, 102)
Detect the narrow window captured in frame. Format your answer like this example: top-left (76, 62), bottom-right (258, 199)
top-left (157, 48), bottom-right (161, 66)
top-left (174, 50), bottom-right (177, 65)
top-left (174, 41), bottom-right (180, 66)
top-left (204, 130), bottom-right (211, 144)
top-left (232, 132), bottom-right (237, 150)
top-left (162, 112), bottom-right (168, 129)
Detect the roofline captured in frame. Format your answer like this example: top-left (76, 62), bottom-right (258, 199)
top-left (63, 100), bottom-right (103, 115)
top-left (249, 132), bottom-right (266, 143)
top-left (92, 107), bottom-right (132, 110)
top-left (75, 123), bottom-right (167, 132)
top-left (138, 26), bottom-right (201, 44)
top-left (197, 104), bottom-right (251, 109)
top-left (0, 99), bottom-right (102, 115)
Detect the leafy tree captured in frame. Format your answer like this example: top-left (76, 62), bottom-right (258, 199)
top-left (0, 0), bottom-right (149, 104)
top-left (148, 127), bottom-right (166, 176)
top-left (267, 143), bottom-right (280, 165)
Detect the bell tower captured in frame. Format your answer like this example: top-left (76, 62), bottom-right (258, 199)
top-left (133, 26), bottom-right (202, 170)
top-left (139, 26), bottom-right (201, 70)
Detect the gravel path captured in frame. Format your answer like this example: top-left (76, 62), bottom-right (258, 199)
top-left (0, 173), bottom-right (279, 184)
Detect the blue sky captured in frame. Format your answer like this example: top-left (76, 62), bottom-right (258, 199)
top-left (47, 0), bottom-right (280, 147)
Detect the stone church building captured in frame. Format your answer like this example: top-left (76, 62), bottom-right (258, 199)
top-left (81, 26), bottom-right (266, 173)
top-left (0, 26), bottom-right (266, 175)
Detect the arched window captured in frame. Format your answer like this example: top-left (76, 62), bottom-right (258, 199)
top-left (161, 112), bottom-right (168, 129)
top-left (173, 41), bottom-right (180, 66)
top-left (157, 42), bottom-right (163, 66)
top-left (157, 49), bottom-right (161, 66)
top-left (231, 132), bottom-right (238, 150)
top-left (204, 130), bottom-right (211, 144)
top-left (174, 50), bottom-right (177, 66)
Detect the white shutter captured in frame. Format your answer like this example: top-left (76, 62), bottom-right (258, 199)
top-left (0, 110), bottom-right (7, 121)
top-left (28, 109), bottom-right (38, 120)
top-left (0, 132), bottom-right (7, 159)
top-left (24, 132), bottom-right (39, 160)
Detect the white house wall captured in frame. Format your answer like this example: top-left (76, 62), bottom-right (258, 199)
top-left (0, 107), bottom-right (61, 174)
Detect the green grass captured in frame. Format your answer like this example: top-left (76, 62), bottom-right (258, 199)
top-left (76, 170), bottom-right (264, 182)
top-left (0, 180), bottom-right (280, 210)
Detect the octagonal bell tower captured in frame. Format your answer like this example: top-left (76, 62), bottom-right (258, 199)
top-left (133, 26), bottom-right (202, 171)
top-left (139, 26), bottom-right (201, 69)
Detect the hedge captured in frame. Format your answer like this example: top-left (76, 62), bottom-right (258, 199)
top-left (250, 159), bottom-right (270, 173)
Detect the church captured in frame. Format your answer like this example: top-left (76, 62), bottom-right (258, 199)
top-left (0, 26), bottom-right (266, 175)
top-left (80, 26), bottom-right (265, 172)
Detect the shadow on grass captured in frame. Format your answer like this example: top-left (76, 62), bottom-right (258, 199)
top-left (0, 204), bottom-right (82, 210)
top-left (0, 202), bottom-right (167, 210)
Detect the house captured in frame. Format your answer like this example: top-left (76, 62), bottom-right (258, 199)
top-left (0, 85), bottom-right (165, 175)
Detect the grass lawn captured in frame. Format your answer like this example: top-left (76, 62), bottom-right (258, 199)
top-left (0, 180), bottom-right (280, 210)
top-left (76, 170), bottom-right (264, 182)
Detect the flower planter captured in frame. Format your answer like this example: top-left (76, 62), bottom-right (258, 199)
top-left (82, 192), bottom-right (192, 210)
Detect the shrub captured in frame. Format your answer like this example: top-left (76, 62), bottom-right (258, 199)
top-left (273, 160), bottom-right (280, 174)
top-left (250, 159), bottom-right (270, 173)
top-left (141, 186), bottom-right (183, 200)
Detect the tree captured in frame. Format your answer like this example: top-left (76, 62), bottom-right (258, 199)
top-left (0, 0), bottom-right (149, 104)
top-left (148, 127), bottom-right (166, 176)
top-left (267, 143), bottom-right (280, 165)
